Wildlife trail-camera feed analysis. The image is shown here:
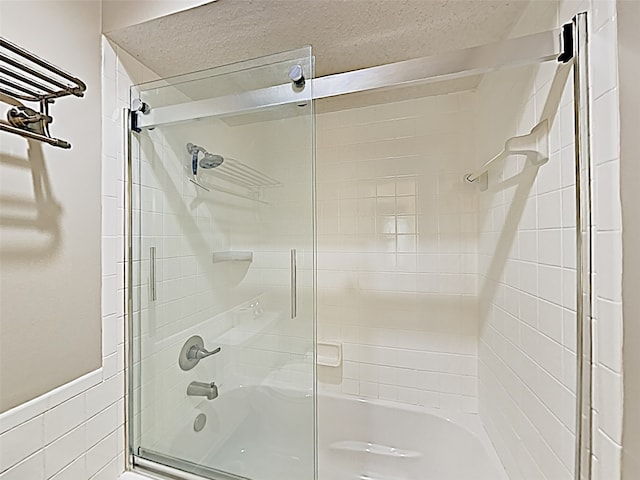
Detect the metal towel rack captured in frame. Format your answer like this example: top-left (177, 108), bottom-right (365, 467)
top-left (0, 36), bottom-right (86, 149)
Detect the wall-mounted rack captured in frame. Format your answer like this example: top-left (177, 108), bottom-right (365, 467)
top-left (0, 36), bottom-right (86, 149)
top-left (186, 142), bottom-right (280, 203)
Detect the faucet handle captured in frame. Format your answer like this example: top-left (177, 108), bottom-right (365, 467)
top-left (179, 335), bottom-right (221, 371)
top-left (188, 345), bottom-right (221, 360)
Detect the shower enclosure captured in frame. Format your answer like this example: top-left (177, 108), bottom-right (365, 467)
top-left (126, 15), bottom-right (592, 480)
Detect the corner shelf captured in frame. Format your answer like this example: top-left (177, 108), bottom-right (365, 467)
top-left (212, 251), bottom-right (253, 263)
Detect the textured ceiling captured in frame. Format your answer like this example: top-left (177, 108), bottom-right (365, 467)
top-left (108, 0), bottom-right (529, 79)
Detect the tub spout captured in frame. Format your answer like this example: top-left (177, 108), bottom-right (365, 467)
top-left (187, 381), bottom-right (218, 400)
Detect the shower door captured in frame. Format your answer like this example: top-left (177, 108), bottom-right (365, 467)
top-left (128, 48), bottom-right (315, 480)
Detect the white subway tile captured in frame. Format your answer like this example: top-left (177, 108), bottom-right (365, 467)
top-left (43, 394), bottom-right (85, 445)
top-left (85, 374), bottom-right (121, 420)
top-left (0, 416), bottom-right (44, 472)
top-left (538, 229), bottom-right (562, 266)
top-left (44, 424), bottom-right (85, 478)
top-left (596, 366), bottom-right (622, 443)
top-left (591, 18), bottom-right (619, 100)
top-left (0, 451), bottom-right (45, 480)
top-left (102, 315), bottom-right (118, 358)
top-left (88, 455), bottom-right (121, 480)
top-left (86, 404), bottom-right (123, 448)
top-left (359, 382), bottom-right (379, 399)
top-left (538, 265), bottom-right (563, 306)
top-left (86, 431), bottom-right (118, 478)
top-left (101, 274), bottom-right (118, 317)
top-left (592, 90), bottom-right (620, 165)
top-left (50, 456), bottom-right (86, 480)
top-left (595, 161), bottom-right (621, 231)
top-left (595, 231), bottom-right (622, 302)
top-left (0, 397), bottom-right (48, 436)
top-left (596, 429), bottom-right (622, 480)
top-left (538, 191), bottom-right (563, 229)
top-left (595, 299), bottom-right (622, 372)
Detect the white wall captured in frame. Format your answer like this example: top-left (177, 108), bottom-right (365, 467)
top-left (0, 23), bottom-right (158, 480)
top-left (618, 1), bottom-right (640, 478)
top-left (0, 0), bottom-right (102, 412)
top-left (315, 92), bottom-right (479, 412)
top-left (102, 0), bottom-right (215, 33)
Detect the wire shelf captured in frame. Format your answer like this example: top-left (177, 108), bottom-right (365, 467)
top-left (0, 37), bottom-right (85, 102)
top-left (202, 156), bottom-right (280, 189)
top-left (186, 143), bottom-right (281, 202)
top-left (0, 36), bottom-right (86, 148)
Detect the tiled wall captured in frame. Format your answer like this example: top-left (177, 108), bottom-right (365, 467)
top-left (589, 1), bottom-right (624, 477)
top-left (475, 0), bottom-right (624, 478)
top-left (0, 371), bottom-right (123, 480)
top-left (475, 61), bottom-right (579, 480)
top-left (315, 92), bottom-right (480, 412)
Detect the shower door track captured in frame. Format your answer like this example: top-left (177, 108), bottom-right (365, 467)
top-left (134, 27), bottom-right (563, 130)
top-left (136, 448), bottom-right (251, 480)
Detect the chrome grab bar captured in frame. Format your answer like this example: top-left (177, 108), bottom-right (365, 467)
top-left (0, 119), bottom-right (70, 148)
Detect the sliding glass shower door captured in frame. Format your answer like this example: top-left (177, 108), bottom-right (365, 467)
top-left (128, 48), bottom-right (315, 480)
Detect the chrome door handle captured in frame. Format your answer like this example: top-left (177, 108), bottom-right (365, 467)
top-left (291, 248), bottom-right (297, 319)
top-left (149, 246), bottom-right (157, 301)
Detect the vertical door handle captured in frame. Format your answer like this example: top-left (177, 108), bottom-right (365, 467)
top-left (149, 246), bottom-right (157, 301)
top-left (291, 249), bottom-right (297, 319)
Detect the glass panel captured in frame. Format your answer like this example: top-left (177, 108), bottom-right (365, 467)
top-left (314, 60), bottom-right (578, 480)
top-left (130, 47), bottom-right (315, 480)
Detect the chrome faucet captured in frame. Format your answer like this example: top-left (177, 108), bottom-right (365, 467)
top-left (187, 381), bottom-right (218, 400)
top-left (179, 336), bottom-right (221, 371)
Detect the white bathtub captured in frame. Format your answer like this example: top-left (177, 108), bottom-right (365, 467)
top-left (130, 386), bottom-right (506, 480)
top-left (318, 392), bottom-right (508, 480)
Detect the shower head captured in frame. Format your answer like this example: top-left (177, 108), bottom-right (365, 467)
top-left (200, 153), bottom-right (224, 169)
top-left (186, 143), bottom-right (224, 175)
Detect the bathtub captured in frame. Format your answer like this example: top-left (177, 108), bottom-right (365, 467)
top-left (318, 392), bottom-right (508, 480)
top-left (130, 386), bottom-right (506, 480)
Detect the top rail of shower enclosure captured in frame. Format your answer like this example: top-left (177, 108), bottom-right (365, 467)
top-left (134, 27), bottom-right (567, 130)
